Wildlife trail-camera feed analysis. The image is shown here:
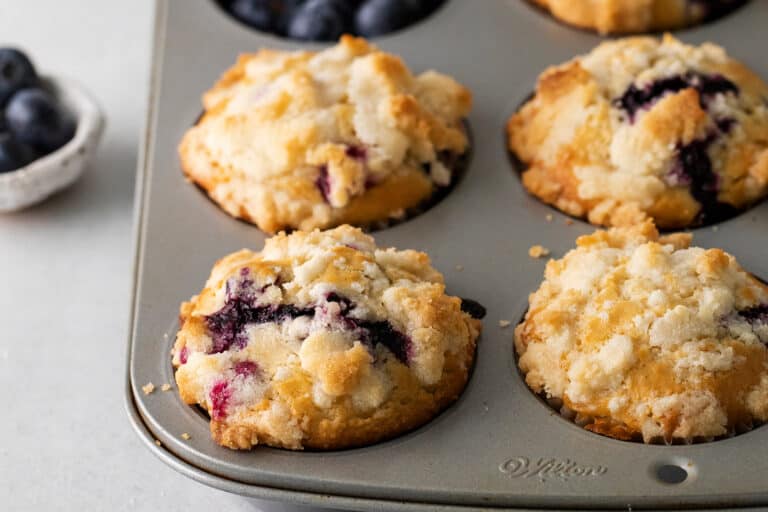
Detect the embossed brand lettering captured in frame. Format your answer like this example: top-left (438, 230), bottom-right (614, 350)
top-left (499, 457), bottom-right (607, 481)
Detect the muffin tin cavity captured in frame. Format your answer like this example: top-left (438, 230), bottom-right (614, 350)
top-left (214, 0), bottom-right (448, 41)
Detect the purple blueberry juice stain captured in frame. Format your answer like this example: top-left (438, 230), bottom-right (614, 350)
top-left (205, 284), bottom-right (471, 366)
top-left (233, 360), bottom-right (260, 378)
top-left (724, 303), bottom-right (768, 344)
top-left (179, 346), bottom-right (189, 365)
top-left (315, 165), bottom-right (331, 203)
top-left (354, 319), bottom-right (412, 363)
top-left (325, 293), bottom-right (412, 364)
top-left (614, 72), bottom-right (738, 122)
top-left (738, 304), bottom-right (768, 325)
top-left (209, 380), bottom-right (231, 420)
top-left (206, 280), bottom-right (314, 354)
top-left (668, 124), bottom-right (740, 224)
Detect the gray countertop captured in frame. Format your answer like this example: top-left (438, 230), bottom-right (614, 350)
top-left (0, 2), bottom-right (325, 510)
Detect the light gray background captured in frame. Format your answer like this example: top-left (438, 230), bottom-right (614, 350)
top-left (0, 1), bottom-right (321, 511)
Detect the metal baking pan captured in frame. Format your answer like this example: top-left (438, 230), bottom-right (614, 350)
top-left (125, 0), bottom-right (768, 509)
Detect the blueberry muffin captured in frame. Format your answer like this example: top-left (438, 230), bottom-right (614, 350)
top-left (515, 221), bottom-right (768, 443)
top-left (508, 35), bottom-right (768, 228)
top-left (179, 35), bottom-right (471, 234)
top-left (531, 0), bottom-right (746, 34)
top-left (172, 225), bottom-right (482, 450)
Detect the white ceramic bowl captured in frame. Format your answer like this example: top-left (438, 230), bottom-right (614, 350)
top-left (0, 76), bottom-right (105, 211)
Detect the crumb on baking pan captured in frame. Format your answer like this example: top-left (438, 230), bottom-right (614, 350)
top-left (455, 264), bottom-right (464, 271)
top-left (545, 214), bottom-right (553, 222)
top-left (499, 320), bottom-right (511, 328)
top-left (155, 439), bottom-right (162, 447)
top-left (528, 245), bottom-right (550, 258)
top-left (161, 383), bottom-right (172, 392)
top-left (565, 219), bottom-right (574, 226)
top-left (181, 433), bottom-right (191, 441)
top-left (142, 382), bottom-right (155, 395)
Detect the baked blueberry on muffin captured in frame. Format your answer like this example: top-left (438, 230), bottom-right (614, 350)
top-left (515, 221), bottom-right (768, 443)
top-left (172, 225), bottom-right (482, 450)
top-left (179, 35), bottom-right (471, 234)
top-left (508, 35), bottom-right (768, 228)
top-left (531, 0), bottom-right (747, 34)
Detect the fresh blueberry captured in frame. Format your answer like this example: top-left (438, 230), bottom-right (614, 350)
top-left (0, 132), bottom-right (36, 173)
top-left (5, 88), bottom-right (75, 154)
top-left (354, 0), bottom-right (423, 37)
top-left (287, 0), bottom-right (352, 41)
top-left (229, 0), bottom-right (277, 31)
top-left (615, 76), bottom-right (688, 121)
top-left (0, 48), bottom-right (38, 106)
top-left (275, 0), bottom-right (307, 34)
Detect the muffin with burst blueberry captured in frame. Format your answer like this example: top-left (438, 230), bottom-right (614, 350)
top-left (532, 0), bottom-right (746, 34)
top-left (180, 35), bottom-right (471, 233)
top-left (0, 48), bottom-right (75, 174)
top-left (508, 35), bottom-right (768, 228)
top-left (218, 0), bottom-right (446, 41)
top-left (172, 224), bottom-right (483, 450)
top-left (516, 220), bottom-right (768, 443)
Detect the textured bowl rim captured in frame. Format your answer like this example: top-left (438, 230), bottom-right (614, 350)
top-left (0, 75), bottom-right (105, 207)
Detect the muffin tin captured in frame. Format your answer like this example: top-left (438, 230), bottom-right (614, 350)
top-left (126, 0), bottom-right (768, 509)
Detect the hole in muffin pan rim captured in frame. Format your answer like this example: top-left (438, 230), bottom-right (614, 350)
top-left (127, 0), bottom-right (768, 509)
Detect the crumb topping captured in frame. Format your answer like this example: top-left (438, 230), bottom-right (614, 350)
top-left (516, 221), bottom-right (768, 442)
top-left (173, 225), bottom-right (481, 449)
top-left (528, 245), bottom-right (551, 259)
top-left (508, 35), bottom-right (768, 228)
top-left (180, 36), bottom-right (472, 233)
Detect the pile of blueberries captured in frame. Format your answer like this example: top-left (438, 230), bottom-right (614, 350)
top-left (218, 0), bottom-right (446, 41)
top-left (0, 48), bottom-right (75, 174)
